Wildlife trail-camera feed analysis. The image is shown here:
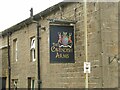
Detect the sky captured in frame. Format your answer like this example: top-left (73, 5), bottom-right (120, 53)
top-left (0, 0), bottom-right (63, 31)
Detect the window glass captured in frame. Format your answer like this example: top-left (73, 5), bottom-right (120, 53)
top-left (30, 37), bottom-right (36, 62)
top-left (13, 39), bottom-right (18, 61)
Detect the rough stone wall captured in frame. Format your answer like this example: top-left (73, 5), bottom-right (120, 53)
top-left (1, 47), bottom-right (8, 77)
top-left (0, 37), bottom-right (3, 77)
top-left (118, 2), bottom-right (120, 88)
top-left (39, 2), bottom-right (119, 88)
top-left (9, 23), bottom-right (38, 88)
top-left (0, 36), bottom-right (8, 88)
top-left (87, 2), bottom-right (102, 88)
top-left (0, 2), bottom-right (119, 88)
top-left (40, 2), bottom-right (103, 88)
top-left (100, 2), bottom-right (118, 88)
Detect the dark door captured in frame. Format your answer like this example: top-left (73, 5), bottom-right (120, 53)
top-left (1, 77), bottom-right (6, 90)
top-left (0, 77), bottom-right (2, 90)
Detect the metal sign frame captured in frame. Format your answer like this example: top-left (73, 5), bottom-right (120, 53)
top-left (49, 23), bottom-right (75, 63)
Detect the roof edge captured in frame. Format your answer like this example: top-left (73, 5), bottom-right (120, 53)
top-left (1, 2), bottom-right (71, 37)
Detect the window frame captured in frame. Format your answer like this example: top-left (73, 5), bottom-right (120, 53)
top-left (13, 39), bottom-right (18, 62)
top-left (28, 77), bottom-right (35, 90)
top-left (30, 37), bottom-right (36, 62)
top-left (12, 79), bottom-right (18, 89)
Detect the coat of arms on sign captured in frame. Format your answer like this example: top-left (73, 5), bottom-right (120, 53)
top-left (50, 25), bottom-right (75, 63)
top-left (58, 32), bottom-right (73, 48)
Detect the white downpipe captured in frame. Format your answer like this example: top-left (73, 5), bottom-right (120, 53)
top-left (84, 0), bottom-right (88, 89)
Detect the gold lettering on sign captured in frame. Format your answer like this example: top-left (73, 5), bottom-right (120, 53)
top-left (51, 44), bottom-right (73, 59)
top-left (51, 46), bottom-right (73, 53)
top-left (56, 53), bottom-right (69, 58)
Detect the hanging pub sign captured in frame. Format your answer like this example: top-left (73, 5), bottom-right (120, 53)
top-left (49, 25), bottom-right (75, 63)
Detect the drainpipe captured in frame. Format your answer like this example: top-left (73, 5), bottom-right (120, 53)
top-left (36, 21), bottom-right (41, 90)
top-left (84, 0), bottom-right (88, 89)
top-left (7, 32), bottom-right (11, 90)
top-left (30, 8), bottom-right (41, 90)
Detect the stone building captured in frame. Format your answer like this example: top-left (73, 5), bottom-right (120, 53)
top-left (0, 2), bottom-right (119, 89)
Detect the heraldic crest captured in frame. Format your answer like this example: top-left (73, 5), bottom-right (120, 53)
top-left (57, 32), bottom-right (73, 48)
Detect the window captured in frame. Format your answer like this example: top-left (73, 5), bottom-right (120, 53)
top-left (13, 39), bottom-right (18, 61)
top-left (30, 37), bottom-right (36, 62)
top-left (12, 79), bottom-right (18, 90)
top-left (31, 79), bottom-right (35, 90)
top-left (28, 77), bottom-right (35, 90)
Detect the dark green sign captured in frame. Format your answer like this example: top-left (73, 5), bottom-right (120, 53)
top-left (50, 25), bottom-right (75, 63)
